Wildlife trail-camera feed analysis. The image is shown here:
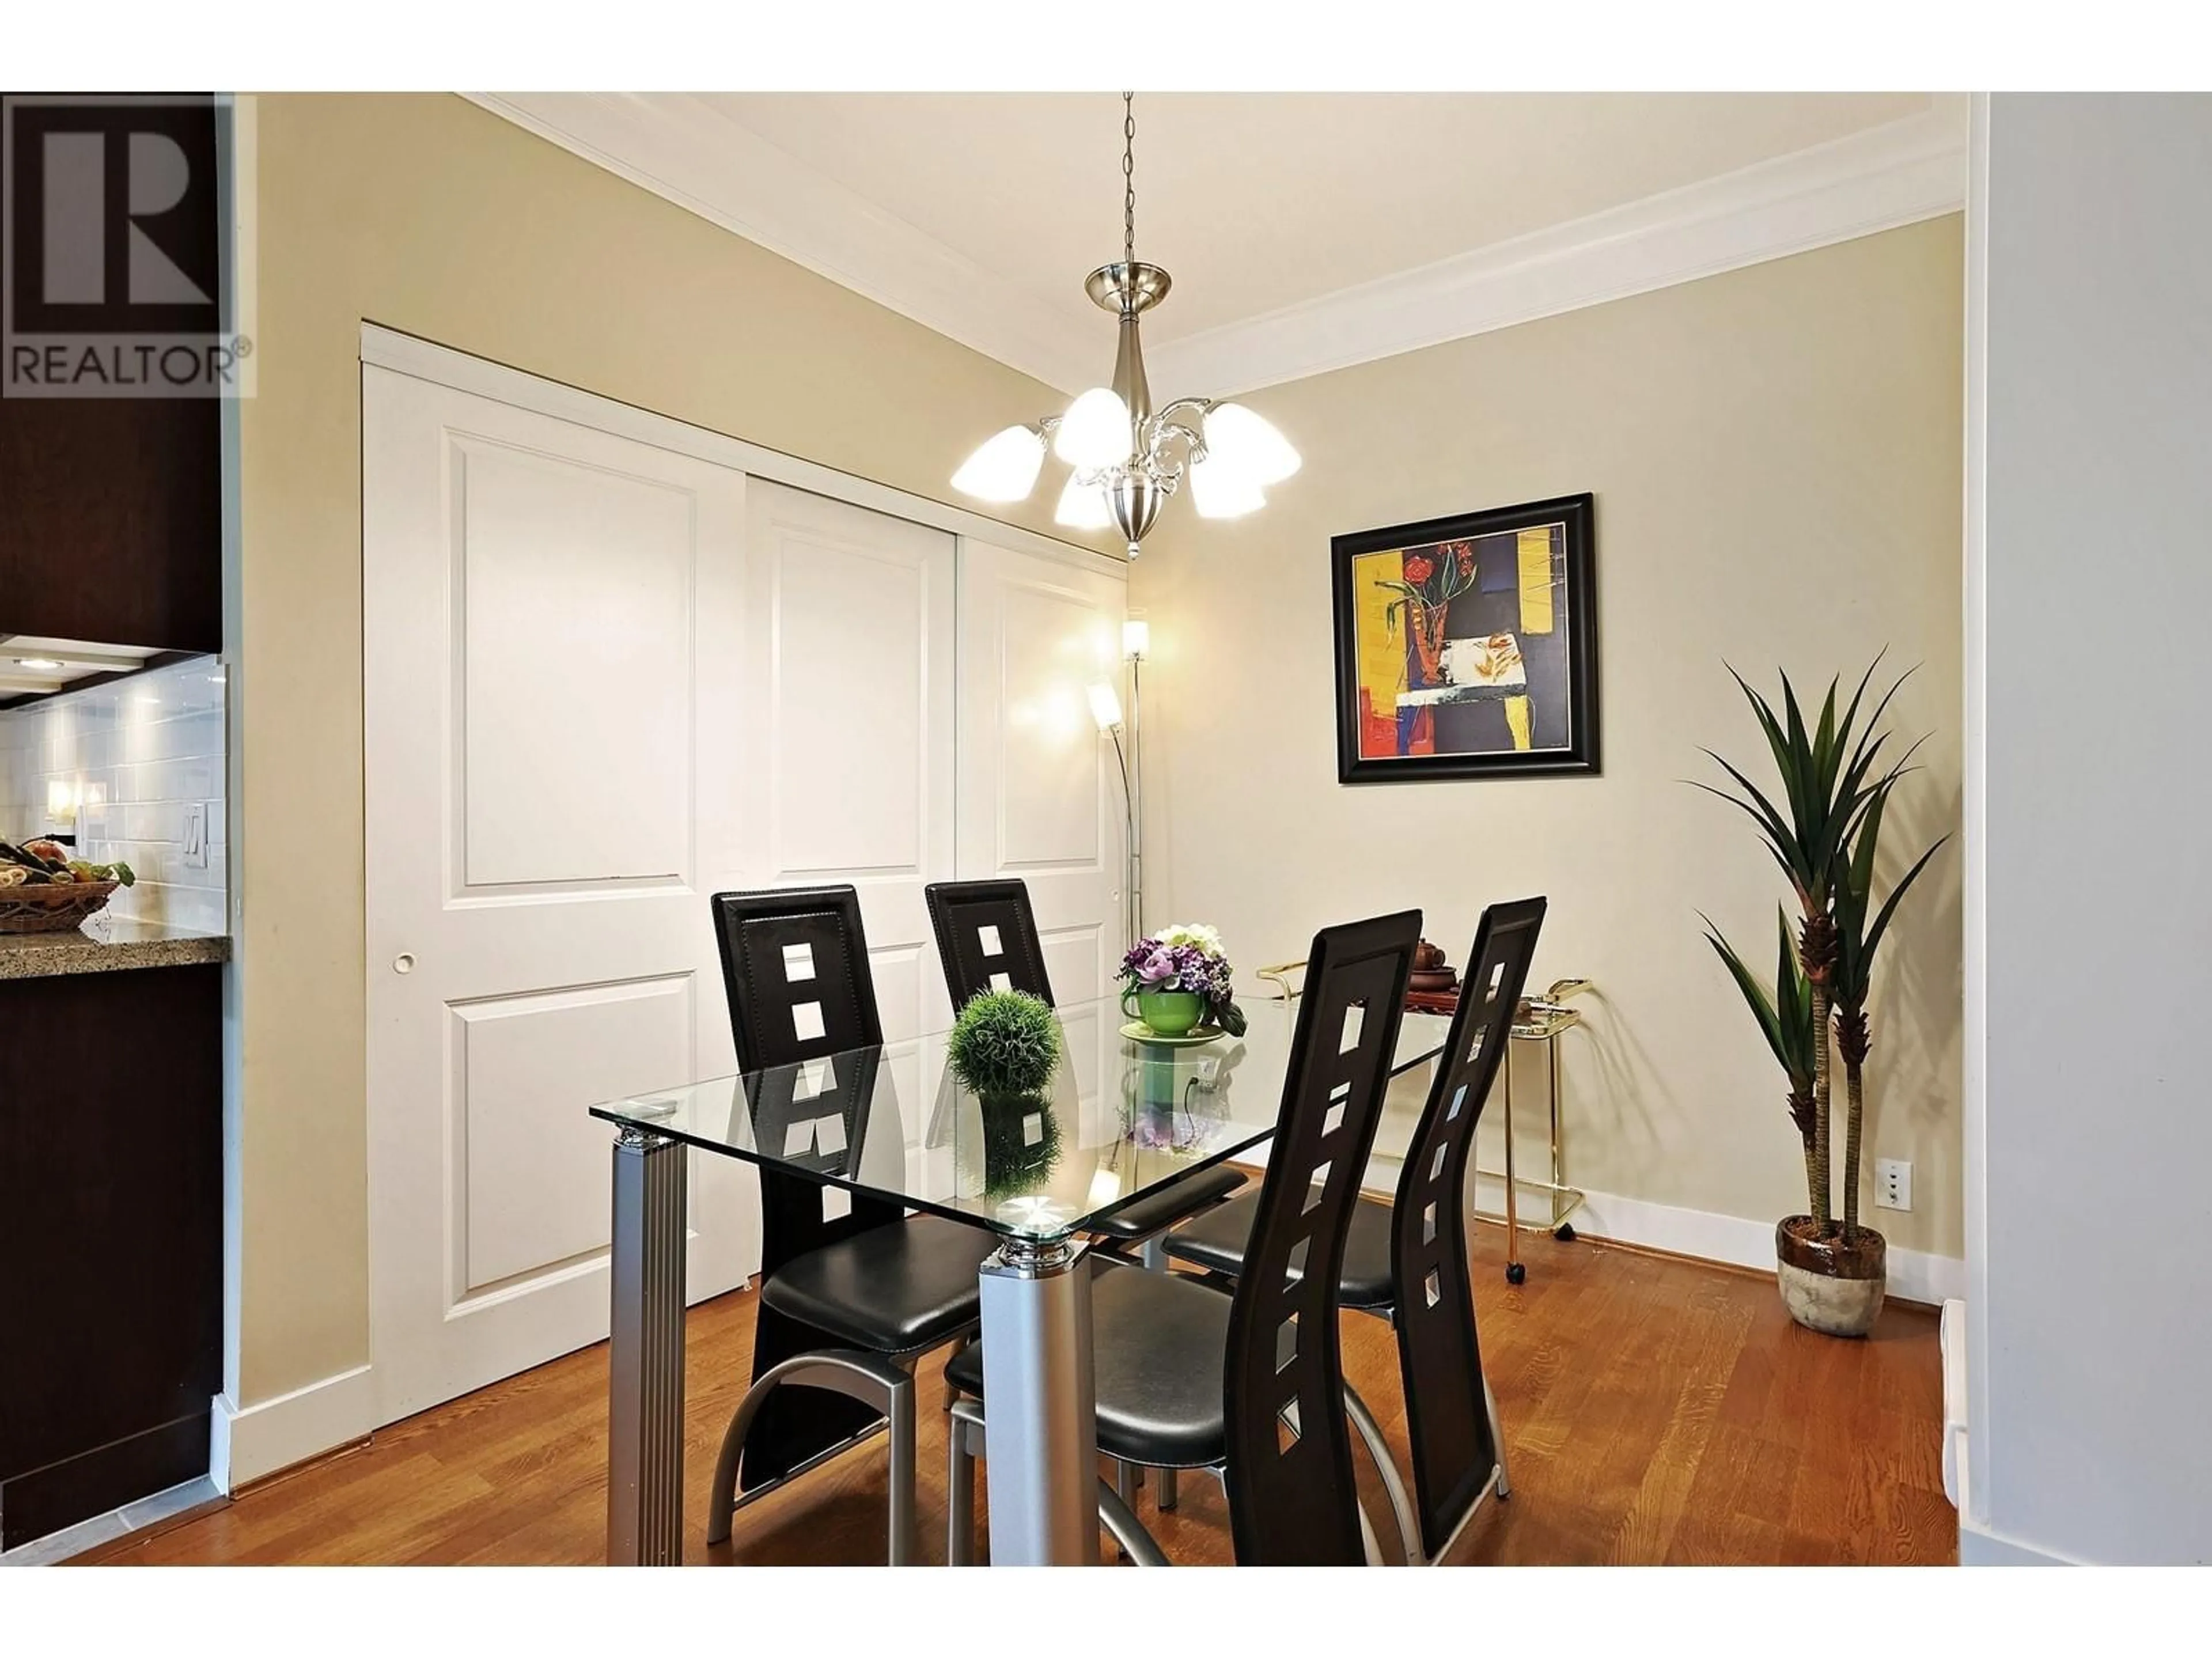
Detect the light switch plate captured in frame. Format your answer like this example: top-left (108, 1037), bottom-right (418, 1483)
top-left (183, 801), bottom-right (209, 870)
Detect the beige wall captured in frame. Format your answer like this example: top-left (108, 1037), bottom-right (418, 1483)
top-left (235, 94), bottom-right (1097, 1403)
top-left (1132, 218), bottom-right (1965, 1260)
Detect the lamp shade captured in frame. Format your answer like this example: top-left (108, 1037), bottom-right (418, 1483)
top-left (1189, 452), bottom-right (1266, 520)
top-left (1086, 680), bottom-right (1124, 731)
top-left (1055, 472), bottom-right (1113, 530)
top-left (1054, 387), bottom-right (1132, 471)
top-left (1203, 402), bottom-right (1301, 486)
top-left (952, 425), bottom-right (1046, 502)
top-left (1122, 619), bottom-right (1150, 659)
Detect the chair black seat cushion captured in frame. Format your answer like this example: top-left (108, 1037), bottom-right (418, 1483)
top-left (759, 1213), bottom-right (995, 1354)
top-left (1164, 1191), bottom-right (1399, 1312)
top-left (944, 1260), bottom-right (1232, 1469)
top-left (1088, 1165), bottom-right (1249, 1241)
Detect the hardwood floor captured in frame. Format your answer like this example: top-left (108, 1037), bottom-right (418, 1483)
top-left (74, 1230), bottom-right (1955, 1566)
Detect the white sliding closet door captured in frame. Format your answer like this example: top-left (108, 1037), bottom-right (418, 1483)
top-left (741, 480), bottom-right (959, 1192)
top-left (365, 365), bottom-right (759, 1423)
top-left (363, 353), bottom-right (1079, 1425)
top-left (955, 539), bottom-right (1127, 1128)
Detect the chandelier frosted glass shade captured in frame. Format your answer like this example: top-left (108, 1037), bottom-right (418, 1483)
top-left (950, 425), bottom-right (1046, 502)
top-left (1189, 451), bottom-right (1268, 520)
top-left (1054, 387), bottom-right (1134, 471)
top-left (1054, 471), bottom-right (1113, 530)
top-left (1203, 403), bottom-right (1301, 486)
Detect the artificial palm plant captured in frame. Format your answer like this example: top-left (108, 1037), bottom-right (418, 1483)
top-left (1705, 910), bottom-right (1819, 1206)
top-left (1700, 657), bottom-right (1946, 1336)
top-left (1698, 661), bottom-right (1905, 1231)
top-left (1829, 780), bottom-right (1949, 1245)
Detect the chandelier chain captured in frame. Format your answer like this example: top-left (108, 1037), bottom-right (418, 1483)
top-left (1122, 90), bottom-right (1136, 268)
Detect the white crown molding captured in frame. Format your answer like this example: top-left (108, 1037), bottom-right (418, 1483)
top-left (463, 92), bottom-right (1100, 395)
top-left (466, 94), bottom-right (1967, 402)
top-left (1149, 104), bottom-right (1969, 396)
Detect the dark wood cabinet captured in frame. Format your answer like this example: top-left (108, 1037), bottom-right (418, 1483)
top-left (0, 394), bottom-right (221, 651)
top-left (0, 962), bottom-right (224, 1550)
top-left (1, 91), bottom-right (222, 653)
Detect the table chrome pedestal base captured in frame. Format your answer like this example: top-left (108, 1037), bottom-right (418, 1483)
top-left (976, 1236), bottom-right (1100, 1565)
top-left (607, 1128), bottom-right (687, 1566)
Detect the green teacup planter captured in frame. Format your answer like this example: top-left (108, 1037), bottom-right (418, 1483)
top-left (1123, 987), bottom-right (1205, 1037)
top-left (1116, 923), bottom-right (1248, 1042)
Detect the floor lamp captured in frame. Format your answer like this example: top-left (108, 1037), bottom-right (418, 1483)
top-left (1088, 618), bottom-right (1149, 949)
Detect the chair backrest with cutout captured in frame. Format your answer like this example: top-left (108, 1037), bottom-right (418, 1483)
top-left (1221, 908), bottom-right (1421, 1565)
top-left (1392, 896), bottom-right (1547, 1556)
top-left (924, 878), bottom-right (1057, 1010)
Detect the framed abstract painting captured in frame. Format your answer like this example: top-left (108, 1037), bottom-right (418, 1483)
top-left (1332, 493), bottom-right (1598, 782)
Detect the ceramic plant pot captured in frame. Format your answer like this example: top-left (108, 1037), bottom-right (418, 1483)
top-left (1123, 987), bottom-right (1205, 1037)
top-left (1775, 1215), bottom-right (1887, 1338)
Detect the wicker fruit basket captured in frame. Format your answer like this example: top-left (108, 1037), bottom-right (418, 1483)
top-left (0, 879), bottom-right (120, 934)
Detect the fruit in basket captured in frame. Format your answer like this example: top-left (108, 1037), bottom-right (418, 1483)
top-left (0, 839), bottom-right (135, 888)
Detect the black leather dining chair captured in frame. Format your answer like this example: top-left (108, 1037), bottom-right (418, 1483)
top-left (923, 878), bottom-right (1249, 1249)
top-left (944, 909), bottom-right (1425, 1565)
top-left (702, 885), bottom-right (995, 1564)
top-left (1165, 896), bottom-right (1547, 1564)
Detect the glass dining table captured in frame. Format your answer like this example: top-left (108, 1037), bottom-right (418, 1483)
top-left (589, 990), bottom-right (1455, 1565)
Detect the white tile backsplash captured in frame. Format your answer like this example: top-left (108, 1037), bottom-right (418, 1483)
top-left (0, 656), bottom-right (228, 934)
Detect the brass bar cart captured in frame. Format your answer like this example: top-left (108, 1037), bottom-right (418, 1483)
top-left (1255, 965), bottom-right (1590, 1285)
top-left (1477, 983), bottom-right (1590, 1285)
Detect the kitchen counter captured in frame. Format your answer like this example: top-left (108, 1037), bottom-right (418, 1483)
top-left (0, 921), bottom-right (231, 981)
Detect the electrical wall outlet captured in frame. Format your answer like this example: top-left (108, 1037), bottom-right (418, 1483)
top-left (183, 801), bottom-right (209, 870)
top-left (1874, 1157), bottom-right (1912, 1211)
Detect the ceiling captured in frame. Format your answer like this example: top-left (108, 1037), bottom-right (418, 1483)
top-left (475, 92), bottom-right (1968, 395)
top-left (710, 93), bottom-right (1938, 339)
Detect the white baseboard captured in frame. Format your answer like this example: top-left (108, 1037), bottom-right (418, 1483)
top-left (1460, 1172), bottom-right (1967, 1305)
top-left (1959, 1519), bottom-right (2078, 1566)
top-left (210, 1363), bottom-right (376, 1493)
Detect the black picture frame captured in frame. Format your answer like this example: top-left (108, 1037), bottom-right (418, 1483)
top-left (1331, 493), bottom-right (1599, 783)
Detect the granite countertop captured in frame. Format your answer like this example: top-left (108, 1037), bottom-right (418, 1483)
top-left (0, 919), bottom-right (232, 981)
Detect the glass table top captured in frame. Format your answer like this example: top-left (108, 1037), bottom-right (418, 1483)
top-left (590, 993), bottom-right (1455, 1241)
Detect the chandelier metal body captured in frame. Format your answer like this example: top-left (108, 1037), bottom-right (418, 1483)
top-left (951, 94), bottom-right (1299, 556)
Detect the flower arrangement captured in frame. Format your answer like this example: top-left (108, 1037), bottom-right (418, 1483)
top-left (947, 988), bottom-right (1062, 1103)
top-left (1119, 922), bottom-right (1247, 1037)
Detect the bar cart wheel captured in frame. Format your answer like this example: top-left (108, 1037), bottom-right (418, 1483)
top-left (1554, 1222), bottom-right (1577, 1243)
top-left (1505, 1262), bottom-right (1527, 1286)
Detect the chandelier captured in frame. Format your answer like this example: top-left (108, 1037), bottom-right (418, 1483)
top-left (950, 93), bottom-right (1301, 556)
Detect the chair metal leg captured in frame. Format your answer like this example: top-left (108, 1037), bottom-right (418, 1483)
top-left (947, 1400), bottom-right (984, 1566)
top-left (1096, 1475), bottom-right (1171, 1566)
top-left (887, 1382), bottom-right (917, 1566)
top-left (704, 1350), bottom-right (912, 1551)
top-left (1156, 1465), bottom-right (1178, 1511)
top-left (942, 1333), bottom-right (972, 1412)
top-left (1344, 1382), bottom-right (1423, 1566)
top-left (1358, 1498), bottom-right (1386, 1566)
top-left (1485, 1374), bottom-right (1512, 1500)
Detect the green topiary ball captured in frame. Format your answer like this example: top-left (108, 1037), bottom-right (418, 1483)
top-left (948, 988), bottom-right (1062, 1100)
